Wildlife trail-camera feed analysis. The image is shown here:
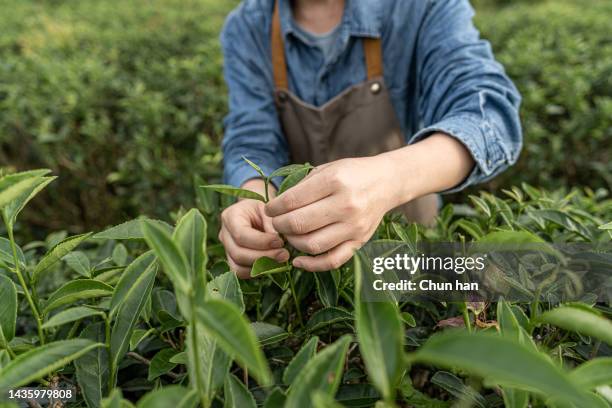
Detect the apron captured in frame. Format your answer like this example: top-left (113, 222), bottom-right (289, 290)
top-left (270, 0), bottom-right (438, 224)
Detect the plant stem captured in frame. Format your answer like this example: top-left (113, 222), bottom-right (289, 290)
top-left (287, 267), bottom-right (303, 327)
top-left (189, 294), bottom-right (209, 408)
top-left (105, 314), bottom-right (115, 391)
top-left (5, 223), bottom-right (45, 345)
top-left (462, 307), bottom-right (472, 333)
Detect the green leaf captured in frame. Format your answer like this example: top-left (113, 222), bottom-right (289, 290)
top-left (354, 254), bottom-right (403, 402)
top-left (0, 339), bottom-right (103, 389)
top-left (311, 391), bottom-right (345, 408)
top-left (110, 257), bottom-right (157, 386)
top-left (250, 257), bottom-right (290, 277)
top-left (33, 232), bottom-right (92, 282)
top-left (43, 279), bottom-right (113, 314)
top-left (0, 172), bottom-right (48, 212)
top-left (93, 218), bottom-right (173, 240)
top-left (0, 275), bottom-right (17, 343)
top-left (502, 388), bottom-right (529, 408)
top-left (195, 300), bottom-right (272, 386)
top-left (75, 323), bottom-right (109, 408)
top-left (109, 251), bottom-right (157, 317)
top-left (0, 237), bottom-right (25, 269)
top-left (570, 358), bottom-right (612, 389)
top-left (478, 230), bottom-right (544, 244)
top-left (173, 209), bottom-right (207, 307)
top-left (242, 156), bottom-right (266, 178)
top-left (251, 322), bottom-right (288, 346)
top-left (283, 336), bottom-right (318, 385)
top-left (278, 167), bottom-right (310, 195)
top-left (63, 251), bottom-right (92, 277)
top-left (401, 312), bottom-right (416, 328)
top-left (537, 305), bottom-right (612, 346)
top-left (263, 388), bottom-right (287, 408)
top-left (1, 173), bottom-right (55, 228)
top-left (129, 328), bottom-right (154, 351)
top-left (207, 272), bottom-right (244, 312)
top-left (200, 185), bottom-right (265, 202)
top-left (407, 330), bottom-right (590, 406)
top-left (148, 348), bottom-right (179, 381)
top-left (431, 371), bottom-right (486, 408)
top-left (306, 307), bottom-right (353, 332)
top-left (169, 351), bottom-right (188, 365)
top-left (285, 335), bottom-right (352, 408)
top-left (268, 164), bottom-right (313, 179)
top-left (599, 221), bottom-right (612, 230)
top-left (136, 386), bottom-right (198, 408)
top-left (42, 306), bottom-right (103, 329)
top-left (142, 219), bottom-right (191, 294)
top-left (112, 244), bottom-right (128, 266)
top-left (224, 374), bottom-right (256, 408)
top-left (101, 388), bottom-right (134, 408)
top-left (314, 271), bottom-right (339, 308)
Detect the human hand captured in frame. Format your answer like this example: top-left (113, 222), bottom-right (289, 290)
top-left (264, 156), bottom-right (399, 272)
top-left (219, 198), bottom-right (289, 278)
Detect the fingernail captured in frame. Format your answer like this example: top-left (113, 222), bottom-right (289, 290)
top-left (293, 259), bottom-right (302, 268)
top-left (271, 239), bottom-right (284, 248)
top-left (276, 250), bottom-right (289, 262)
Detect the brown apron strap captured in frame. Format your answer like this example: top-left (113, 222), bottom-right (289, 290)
top-left (363, 37), bottom-right (383, 79)
top-left (271, 0), bottom-right (288, 89)
top-left (271, 0), bottom-right (383, 88)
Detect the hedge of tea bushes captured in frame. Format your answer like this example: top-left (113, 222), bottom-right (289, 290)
top-left (0, 0), bottom-right (610, 232)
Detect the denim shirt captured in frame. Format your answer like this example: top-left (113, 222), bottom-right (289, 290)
top-left (220, 0), bottom-right (522, 193)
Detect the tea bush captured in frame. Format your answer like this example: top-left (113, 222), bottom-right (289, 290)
top-left (1, 0), bottom-right (610, 232)
top-left (0, 169), bottom-right (610, 407)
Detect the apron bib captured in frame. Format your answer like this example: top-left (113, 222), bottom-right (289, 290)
top-left (270, 0), bottom-right (438, 224)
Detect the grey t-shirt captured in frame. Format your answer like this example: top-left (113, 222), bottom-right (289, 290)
top-left (294, 23), bottom-right (341, 63)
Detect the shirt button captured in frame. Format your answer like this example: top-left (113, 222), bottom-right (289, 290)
top-left (370, 82), bottom-right (381, 94)
top-left (278, 92), bottom-right (288, 102)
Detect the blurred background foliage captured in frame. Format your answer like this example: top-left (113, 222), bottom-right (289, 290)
top-left (0, 0), bottom-right (610, 234)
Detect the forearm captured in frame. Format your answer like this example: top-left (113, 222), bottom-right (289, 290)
top-left (378, 133), bottom-right (475, 208)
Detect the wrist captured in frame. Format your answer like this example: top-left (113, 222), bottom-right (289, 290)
top-left (369, 153), bottom-right (417, 211)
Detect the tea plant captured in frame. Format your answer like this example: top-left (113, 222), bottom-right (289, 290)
top-left (0, 168), bottom-right (611, 408)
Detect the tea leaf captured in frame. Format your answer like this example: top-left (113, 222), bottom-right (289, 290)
top-left (112, 244), bottom-right (128, 266)
top-left (110, 258), bottom-right (157, 386)
top-left (263, 388), bottom-right (287, 408)
top-left (251, 256), bottom-right (290, 277)
top-left (148, 348), bottom-right (179, 381)
top-left (109, 251), bottom-right (157, 317)
top-left (94, 218), bottom-right (173, 240)
top-left (570, 358), bottom-right (612, 389)
top-left (268, 164), bottom-right (312, 179)
top-left (251, 322), bottom-right (288, 346)
top-left (354, 254), bottom-right (403, 401)
top-left (278, 167), bottom-right (310, 195)
top-left (200, 185), bottom-right (265, 202)
top-left (0, 275), bottom-right (17, 343)
top-left (142, 219), bottom-right (191, 294)
top-left (283, 336), bottom-right (318, 385)
top-left (478, 230), bottom-right (544, 244)
top-left (0, 237), bottom-right (25, 269)
top-left (42, 306), bottom-right (104, 329)
top-left (312, 391), bottom-right (345, 408)
top-left (136, 385), bottom-right (198, 408)
top-left (43, 279), bottom-right (113, 314)
top-left (63, 251), bottom-right (92, 277)
top-left (285, 335), bottom-right (352, 407)
top-left (0, 339), bottom-right (103, 389)
top-left (33, 232), bottom-right (92, 282)
top-left (195, 300), bottom-right (272, 386)
top-left (173, 208), bottom-right (207, 303)
top-left (431, 371), bottom-right (486, 408)
top-left (242, 156), bottom-right (266, 178)
top-left (408, 331), bottom-right (590, 406)
top-left (306, 307), bottom-right (353, 332)
top-left (314, 271), bottom-right (339, 307)
top-left (0, 172), bottom-right (48, 212)
top-left (101, 388), bottom-right (133, 408)
top-left (1, 174), bottom-right (55, 228)
top-left (537, 306), bottom-right (612, 346)
top-left (130, 328), bottom-right (154, 351)
top-left (224, 374), bottom-right (256, 408)
top-left (207, 271), bottom-right (244, 312)
top-left (75, 323), bottom-right (109, 408)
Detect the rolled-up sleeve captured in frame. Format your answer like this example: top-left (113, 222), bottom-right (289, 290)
top-left (220, 10), bottom-right (289, 187)
top-left (410, 0), bottom-right (522, 193)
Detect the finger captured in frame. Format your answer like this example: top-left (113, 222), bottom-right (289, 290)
top-left (224, 214), bottom-right (283, 250)
top-left (223, 231), bottom-right (290, 265)
top-left (285, 223), bottom-right (353, 255)
top-left (265, 170), bottom-right (334, 217)
top-left (292, 240), bottom-right (362, 272)
top-left (226, 253), bottom-right (252, 279)
top-left (271, 196), bottom-right (340, 235)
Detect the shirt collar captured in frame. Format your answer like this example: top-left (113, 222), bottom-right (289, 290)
top-left (277, 0), bottom-right (382, 40)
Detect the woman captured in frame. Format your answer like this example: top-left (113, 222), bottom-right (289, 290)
top-left (219, 0), bottom-right (522, 277)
